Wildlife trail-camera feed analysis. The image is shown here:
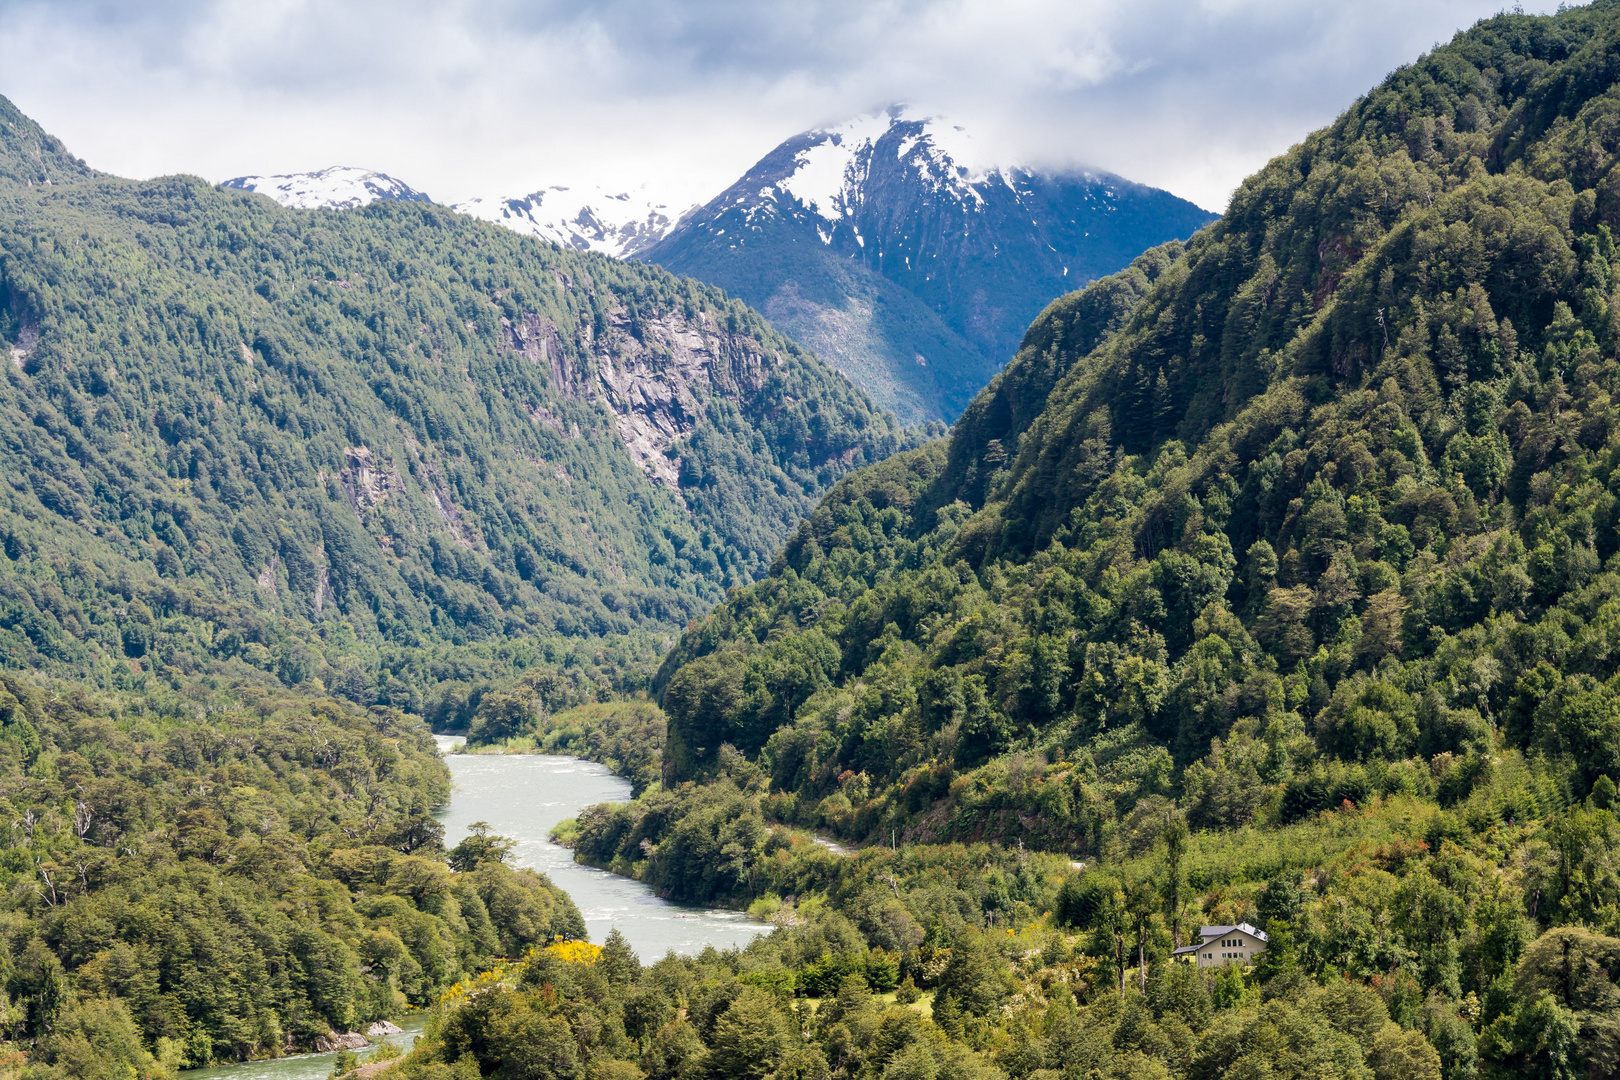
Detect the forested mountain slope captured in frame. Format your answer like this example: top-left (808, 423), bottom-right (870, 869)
top-left (0, 97), bottom-right (92, 188)
top-left (655, 0), bottom-right (1620, 844)
top-left (0, 97), bottom-right (910, 703)
top-left (456, 7), bottom-right (1620, 1079)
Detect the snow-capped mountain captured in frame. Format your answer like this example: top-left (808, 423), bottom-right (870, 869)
top-left (767, 109), bottom-right (994, 228)
top-left (640, 107), bottom-right (1215, 422)
top-left (213, 110), bottom-right (1210, 423)
top-left (454, 184), bottom-right (678, 259)
top-left (221, 166), bottom-right (433, 210)
top-left (221, 165), bottom-right (674, 257)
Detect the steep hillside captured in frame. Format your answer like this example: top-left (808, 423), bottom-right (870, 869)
top-left (503, 9), bottom-right (1620, 1077)
top-left (0, 95), bottom-right (94, 188)
top-left (0, 98), bottom-right (910, 699)
top-left (655, 2), bottom-right (1620, 859)
top-left (642, 109), bottom-right (1216, 422)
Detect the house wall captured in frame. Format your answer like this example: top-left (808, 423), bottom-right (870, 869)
top-left (1195, 932), bottom-right (1265, 968)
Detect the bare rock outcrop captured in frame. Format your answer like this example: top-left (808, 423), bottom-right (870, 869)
top-left (499, 302), bottom-right (783, 497)
top-left (590, 309), bottom-right (777, 494)
top-left (340, 446), bottom-right (401, 514)
top-left (503, 312), bottom-right (574, 396)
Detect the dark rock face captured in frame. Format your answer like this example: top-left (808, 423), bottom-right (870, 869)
top-left (642, 109), bottom-right (1216, 423)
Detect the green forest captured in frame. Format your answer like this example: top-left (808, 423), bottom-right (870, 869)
top-left (0, 674), bottom-right (582, 1080)
top-left (16, 1), bottom-right (1620, 1080)
top-left (0, 91), bottom-right (912, 716)
top-left (404, 4), bottom-right (1620, 1080)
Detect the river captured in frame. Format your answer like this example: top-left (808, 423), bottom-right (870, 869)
top-left (180, 737), bottom-right (765, 1080)
top-left (434, 739), bottom-right (767, 960)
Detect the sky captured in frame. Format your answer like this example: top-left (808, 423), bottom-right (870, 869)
top-left (0, 0), bottom-right (1573, 214)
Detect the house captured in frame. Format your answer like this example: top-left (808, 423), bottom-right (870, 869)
top-left (1171, 923), bottom-right (1268, 968)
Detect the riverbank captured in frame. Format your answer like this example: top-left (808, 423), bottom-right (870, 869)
top-left (443, 700), bottom-right (664, 795)
top-left (436, 751), bottom-right (767, 959)
top-left (448, 704), bottom-right (872, 929)
top-left (180, 1020), bottom-right (426, 1080)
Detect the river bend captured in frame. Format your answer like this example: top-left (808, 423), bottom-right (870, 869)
top-left (181, 741), bottom-right (764, 1080)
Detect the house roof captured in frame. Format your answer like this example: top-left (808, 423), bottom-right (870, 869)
top-left (1199, 922), bottom-right (1268, 943)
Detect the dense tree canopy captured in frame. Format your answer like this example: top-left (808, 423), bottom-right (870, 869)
top-left (0, 675), bottom-right (581, 1075)
top-left (0, 101), bottom-right (913, 713)
top-left (499, 4), bottom-right (1620, 1079)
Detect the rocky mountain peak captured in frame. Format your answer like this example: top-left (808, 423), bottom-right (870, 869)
top-left (640, 107), bottom-right (1215, 424)
top-left (764, 106), bottom-right (1000, 226)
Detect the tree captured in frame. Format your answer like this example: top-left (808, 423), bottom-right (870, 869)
top-left (1255, 874), bottom-right (1304, 927)
top-left (662, 656), bottom-right (745, 782)
top-left (469, 689), bottom-right (541, 745)
top-left (933, 930), bottom-right (1009, 1024)
top-left (705, 988), bottom-right (788, 1080)
top-left (448, 822), bottom-right (516, 871)
top-left (1367, 1022), bottom-right (1442, 1080)
top-left (32, 997), bottom-right (162, 1080)
top-left (1056, 873), bottom-right (1117, 931)
top-left (1125, 876), bottom-right (1160, 993)
top-left (494, 1005), bottom-right (581, 1080)
top-left (600, 929), bottom-right (641, 987)
top-left (1159, 809), bottom-right (1189, 948)
top-left (1482, 992), bottom-right (1581, 1080)
top-left (1507, 927), bottom-right (1620, 1070)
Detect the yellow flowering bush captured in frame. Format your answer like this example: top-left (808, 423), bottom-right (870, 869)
top-left (543, 940), bottom-right (603, 965)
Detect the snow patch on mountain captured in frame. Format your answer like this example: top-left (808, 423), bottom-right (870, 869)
top-left (221, 167), bottom-right (432, 210)
top-left (455, 184), bottom-right (680, 258)
top-left (777, 111), bottom-right (891, 223)
top-left (767, 107), bottom-right (1020, 241)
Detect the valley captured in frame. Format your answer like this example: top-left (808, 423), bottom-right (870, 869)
top-left (4, 3), bottom-right (1620, 1080)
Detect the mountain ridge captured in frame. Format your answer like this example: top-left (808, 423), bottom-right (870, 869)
top-left (641, 107), bottom-right (1217, 422)
top-left (454, 184), bottom-right (681, 258)
top-left (0, 97), bottom-right (910, 705)
top-left (216, 109), bottom-right (1215, 424)
top-left (222, 165), bottom-right (435, 209)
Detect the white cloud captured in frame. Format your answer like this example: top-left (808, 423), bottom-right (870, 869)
top-left (0, 0), bottom-right (1573, 212)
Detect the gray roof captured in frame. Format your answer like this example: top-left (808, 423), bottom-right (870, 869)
top-left (1199, 922), bottom-right (1268, 943)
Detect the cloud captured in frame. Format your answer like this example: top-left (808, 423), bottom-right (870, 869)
top-left (0, 0), bottom-right (1571, 211)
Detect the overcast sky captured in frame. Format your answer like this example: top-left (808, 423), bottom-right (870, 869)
top-left (0, 0), bottom-right (1571, 213)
